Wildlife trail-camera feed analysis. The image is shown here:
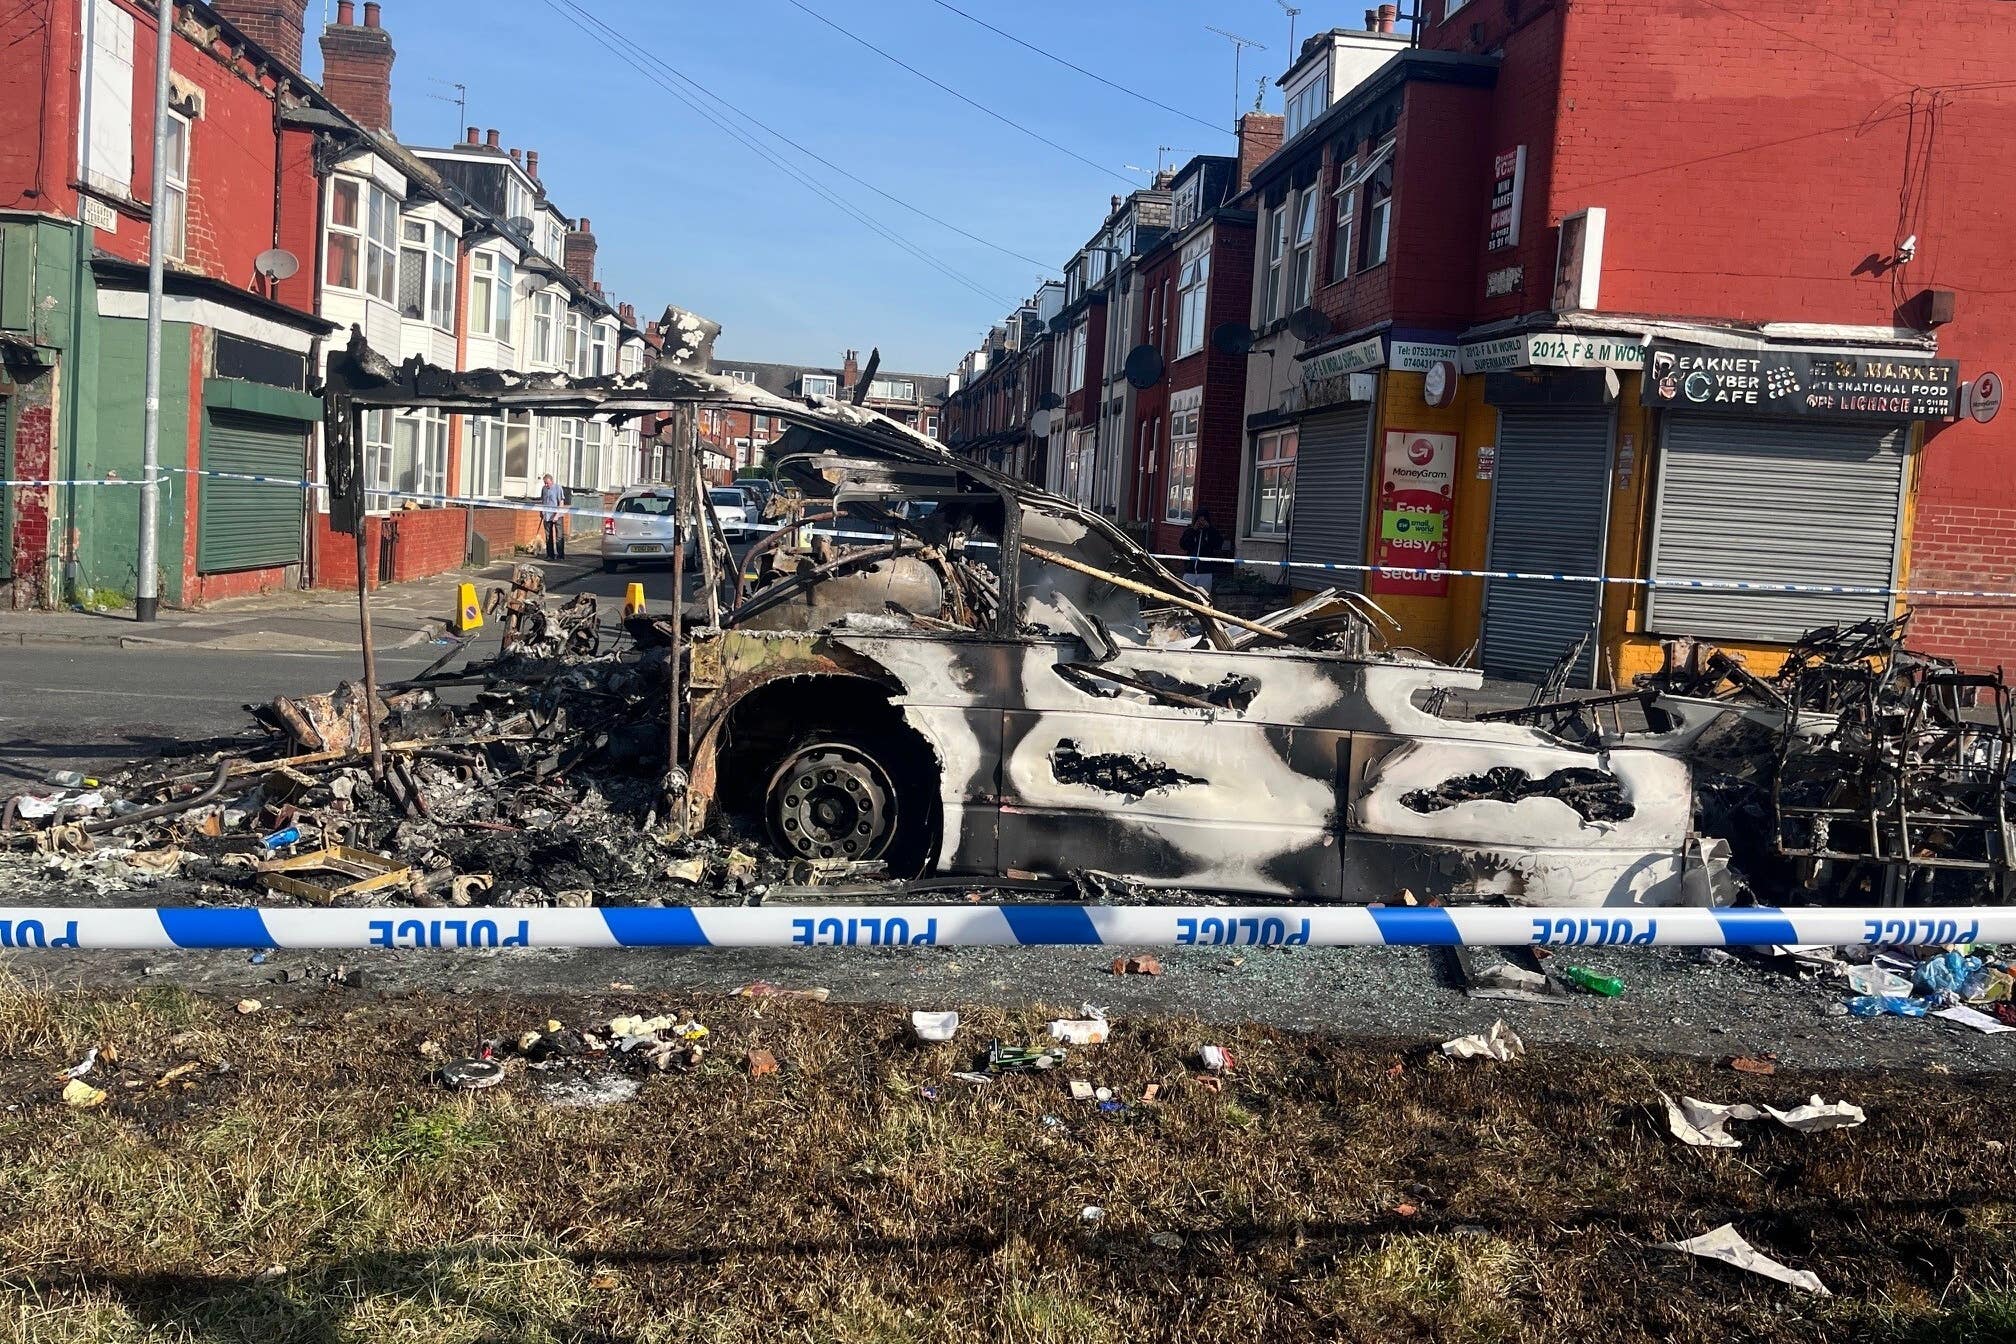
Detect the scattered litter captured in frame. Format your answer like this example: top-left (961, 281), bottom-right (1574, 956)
top-left (1079, 1205), bottom-right (1105, 1223)
top-left (1140, 1083), bottom-right (1161, 1103)
top-left (1847, 994), bottom-right (1929, 1018)
top-left (985, 1042), bottom-right (1066, 1073)
top-left (1467, 961), bottom-right (1550, 997)
top-left (235, 999), bottom-right (262, 1015)
top-left (1440, 1020), bottom-right (1524, 1062)
top-left (1048, 1007), bottom-right (1110, 1045)
top-left (1696, 948), bottom-right (1740, 967)
top-left (1656, 1223), bottom-right (1829, 1296)
top-left (1934, 1005), bottom-right (2016, 1035)
top-left (745, 1048), bottom-right (780, 1077)
top-left (733, 982), bottom-right (831, 1002)
top-left (1069, 1079), bottom-right (1096, 1101)
top-left (1764, 1095), bottom-right (1866, 1132)
top-left (663, 857), bottom-right (707, 884)
top-left (155, 1061), bottom-right (203, 1088)
top-left (60, 1079), bottom-right (109, 1110)
top-left (910, 1010), bottom-right (960, 1042)
top-left (1148, 1231), bottom-right (1184, 1250)
top-left (1394, 1203), bottom-right (1419, 1217)
top-left (255, 1265), bottom-right (287, 1284)
top-left (439, 1058), bottom-right (505, 1091)
top-left (60, 1047), bottom-right (99, 1081)
top-left (950, 1070), bottom-right (994, 1086)
top-left (1724, 1055), bottom-right (1777, 1076)
top-left (1663, 1091), bottom-right (1865, 1148)
top-left (1196, 1045), bottom-right (1233, 1073)
top-left (1846, 964), bottom-right (1912, 998)
top-left (1111, 954), bottom-right (1162, 976)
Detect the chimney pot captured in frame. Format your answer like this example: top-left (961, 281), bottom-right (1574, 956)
top-left (526, 150), bottom-right (540, 179)
top-left (1365, 8), bottom-right (1378, 30)
top-left (577, 217), bottom-right (591, 233)
top-left (485, 128), bottom-right (500, 148)
top-left (509, 147), bottom-right (522, 163)
top-left (465, 126), bottom-right (479, 144)
top-left (1378, 2), bottom-right (1397, 32)
top-left (363, 1), bottom-right (381, 28)
top-left (336, 0), bottom-right (354, 22)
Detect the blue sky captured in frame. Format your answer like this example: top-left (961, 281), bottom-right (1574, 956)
top-left (303, 0), bottom-right (1317, 373)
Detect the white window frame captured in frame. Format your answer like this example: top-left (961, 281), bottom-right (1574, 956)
top-left (1263, 203), bottom-right (1289, 324)
top-left (327, 176), bottom-right (397, 302)
top-left (1172, 176), bottom-right (1201, 232)
top-left (1248, 427), bottom-right (1298, 537)
top-left (559, 418), bottom-right (587, 488)
top-left (869, 378), bottom-right (915, 401)
top-left (467, 415), bottom-right (505, 499)
top-left (1285, 68), bottom-right (1330, 140)
top-left (801, 373), bottom-right (837, 397)
top-left (1067, 321), bottom-right (1088, 391)
top-left (160, 109), bottom-right (189, 262)
top-left (361, 408), bottom-right (394, 512)
top-left (1330, 167), bottom-right (1357, 284)
top-left (1177, 233), bottom-right (1211, 358)
top-left (591, 323), bottom-right (613, 376)
top-left (1291, 187), bottom-right (1319, 310)
top-left (469, 251), bottom-right (495, 337)
top-left (504, 410), bottom-right (533, 486)
top-left (1165, 394), bottom-right (1201, 524)
top-left (926, 414), bottom-right (939, 438)
top-left (430, 225), bottom-right (457, 332)
top-left (1362, 153), bottom-right (1394, 270)
top-left (532, 292), bottom-right (558, 365)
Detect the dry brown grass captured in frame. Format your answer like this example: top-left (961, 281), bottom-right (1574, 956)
top-left (0, 974), bottom-right (2011, 1343)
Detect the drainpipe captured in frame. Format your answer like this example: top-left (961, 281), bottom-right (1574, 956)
top-left (303, 133), bottom-right (331, 590)
top-left (135, 0), bottom-right (175, 622)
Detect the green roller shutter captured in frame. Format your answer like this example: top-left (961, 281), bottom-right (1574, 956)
top-left (198, 408), bottom-right (305, 573)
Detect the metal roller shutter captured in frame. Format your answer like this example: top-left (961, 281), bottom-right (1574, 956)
top-left (0, 395), bottom-right (12, 581)
top-left (1481, 406), bottom-right (1612, 683)
top-left (1647, 415), bottom-right (1904, 641)
top-left (198, 409), bottom-right (305, 573)
top-left (1286, 405), bottom-right (1372, 590)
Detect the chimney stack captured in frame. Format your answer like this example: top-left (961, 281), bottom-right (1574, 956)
top-left (1235, 111), bottom-right (1284, 191)
top-left (842, 349), bottom-right (860, 392)
top-left (320, 0), bottom-right (396, 133)
top-left (485, 128), bottom-right (501, 149)
top-left (211, 1), bottom-right (310, 68)
top-left (526, 150), bottom-right (540, 181)
top-left (1378, 3), bottom-right (1398, 33)
top-left (564, 217), bottom-right (598, 287)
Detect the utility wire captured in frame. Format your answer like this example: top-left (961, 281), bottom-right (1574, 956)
top-left (782, 0), bottom-right (1137, 187)
top-left (925, 0), bottom-right (1227, 138)
top-left (536, 0), bottom-right (1017, 307)
top-left (558, 0), bottom-right (1053, 274)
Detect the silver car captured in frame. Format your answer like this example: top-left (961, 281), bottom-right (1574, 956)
top-left (600, 488), bottom-right (693, 572)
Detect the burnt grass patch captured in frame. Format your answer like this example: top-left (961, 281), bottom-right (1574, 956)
top-left (0, 978), bottom-right (2011, 1343)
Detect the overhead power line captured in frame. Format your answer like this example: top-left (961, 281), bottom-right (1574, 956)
top-left (535, 0), bottom-right (1017, 308)
top-left (556, 0), bottom-right (1053, 275)
top-left (925, 0), bottom-right (1228, 138)
top-left (782, 0), bottom-right (1138, 187)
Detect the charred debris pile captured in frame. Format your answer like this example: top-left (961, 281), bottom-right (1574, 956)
top-left (1, 568), bottom-right (793, 909)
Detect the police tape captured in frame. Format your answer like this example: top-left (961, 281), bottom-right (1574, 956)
top-left (33, 465), bottom-right (2012, 601)
top-left (0, 904), bottom-right (2007, 951)
top-left (0, 475), bottom-right (169, 489)
top-left (1148, 552), bottom-right (2016, 603)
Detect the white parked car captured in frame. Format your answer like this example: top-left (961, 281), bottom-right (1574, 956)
top-left (601, 488), bottom-right (693, 572)
top-left (710, 486), bottom-right (753, 541)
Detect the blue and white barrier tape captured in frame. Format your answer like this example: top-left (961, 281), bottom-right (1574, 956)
top-left (32, 466), bottom-right (2013, 601)
top-left (0, 904), bottom-right (2006, 951)
top-left (0, 475), bottom-right (169, 489)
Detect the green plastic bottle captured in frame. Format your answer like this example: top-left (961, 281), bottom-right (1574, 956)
top-left (1563, 966), bottom-right (1625, 997)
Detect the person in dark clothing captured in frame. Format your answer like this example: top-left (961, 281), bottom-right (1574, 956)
top-left (538, 474), bottom-right (568, 559)
top-left (1178, 507), bottom-right (1224, 578)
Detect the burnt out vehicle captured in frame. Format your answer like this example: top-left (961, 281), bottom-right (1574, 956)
top-left (323, 311), bottom-right (1722, 909)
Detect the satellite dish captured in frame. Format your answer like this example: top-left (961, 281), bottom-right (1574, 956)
top-left (507, 216), bottom-right (535, 236)
top-left (1123, 344), bottom-right (1166, 390)
top-left (1211, 322), bottom-right (1255, 357)
top-left (254, 248), bottom-right (299, 282)
top-left (1047, 313), bottom-right (1071, 334)
top-left (1037, 391), bottom-right (1065, 411)
top-left (1030, 408), bottom-right (1054, 438)
top-left (1287, 307), bottom-right (1334, 343)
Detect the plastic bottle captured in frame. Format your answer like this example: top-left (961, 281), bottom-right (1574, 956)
top-left (45, 770), bottom-right (98, 789)
top-left (1846, 994), bottom-right (1929, 1018)
top-left (260, 826), bottom-right (301, 850)
top-left (1563, 966), bottom-right (1625, 997)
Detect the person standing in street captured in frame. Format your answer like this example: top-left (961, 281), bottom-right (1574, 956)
top-left (539, 474), bottom-right (568, 559)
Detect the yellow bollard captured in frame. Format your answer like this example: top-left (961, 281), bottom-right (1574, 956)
top-left (624, 582), bottom-right (646, 618)
top-left (452, 581), bottom-right (484, 633)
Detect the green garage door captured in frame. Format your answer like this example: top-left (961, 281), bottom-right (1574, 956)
top-left (198, 409), bottom-right (305, 573)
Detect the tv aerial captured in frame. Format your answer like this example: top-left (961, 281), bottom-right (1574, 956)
top-left (1204, 26), bottom-right (1266, 134)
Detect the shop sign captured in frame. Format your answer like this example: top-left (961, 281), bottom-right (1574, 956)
top-left (1301, 334), bottom-right (1386, 382)
top-left (1372, 429), bottom-right (1457, 597)
top-left (1475, 444), bottom-right (1497, 481)
top-left (1643, 342), bottom-right (1961, 420)
top-left (1459, 332), bottom-right (1646, 375)
top-left (1967, 371), bottom-right (2003, 424)
top-left (1390, 340), bottom-right (1459, 372)
top-left (1551, 207), bottom-right (1606, 313)
top-left (1488, 146), bottom-right (1526, 251)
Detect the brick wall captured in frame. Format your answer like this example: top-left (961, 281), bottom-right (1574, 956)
top-left (4, 397), bottom-right (55, 607)
top-left (311, 507), bottom-right (466, 590)
top-left (209, 1), bottom-right (307, 69)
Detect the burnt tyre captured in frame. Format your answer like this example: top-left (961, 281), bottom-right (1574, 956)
top-left (762, 735), bottom-right (932, 875)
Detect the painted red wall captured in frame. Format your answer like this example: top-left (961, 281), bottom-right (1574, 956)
top-left (0, 0), bottom-right (80, 214)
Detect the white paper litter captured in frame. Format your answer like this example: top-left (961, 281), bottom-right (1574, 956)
top-left (1933, 1005), bottom-right (2016, 1035)
top-left (14, 795), bottom-right (59, 819)
top-left (1440, 1019), bottom-right (1524, 1062)
top-left (1656, 1223), bottom-right (1830, 1295)
top-left (61, 1047), bottom-right (100, 1081)
top-left (1663, 1092), bottom-right (1863, 1147)
top-left (1846, 964), bottom-right (1913, 997)
top-left (910, 1010), bottom-right (960, 1042)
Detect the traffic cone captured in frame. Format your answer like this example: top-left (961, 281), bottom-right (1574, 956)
top-left (624, 582), bottom-right (646, 618)
top-left (452, 581), bottom-right (484, 633)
